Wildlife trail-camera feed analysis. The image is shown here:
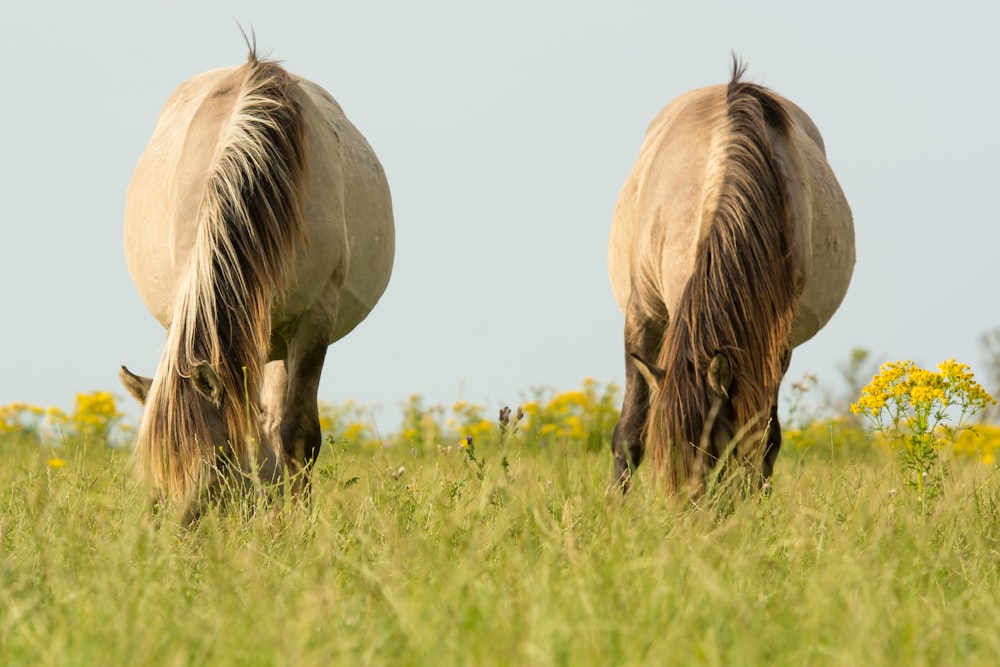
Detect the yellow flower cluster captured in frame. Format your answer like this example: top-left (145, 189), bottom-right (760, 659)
top-left (447, 400), bottom-right (494, 447)
top-left (850, 359), bottom-right (995, 507)
top-left (0, 402), bottom-right (67, 437)
top-left (318, 398), bottom-right (379, 448)
top-left (318, 379), bottom-right (621, 453)
top-left (522, 378), bottom-right (620, 450)
top-left (70, 391), bottom-right (124, 440)
top-left (851, 359), bottom-right (995, 418)
top-left (937, 359), bottom-right (996, 409)
top-left (953, 424), bottom-right (1000, 466)
top-left (342, 423), bottom-right (366, 441)
top-left (1, 392), bottom-right (129, 452)
top-left (320, 395), bottom-right (496, 450)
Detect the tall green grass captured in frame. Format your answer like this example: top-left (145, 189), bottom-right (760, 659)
top-left (4, 410), bottom-right (1000, 665)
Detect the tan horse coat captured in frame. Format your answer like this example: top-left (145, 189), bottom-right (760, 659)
top-left (610, 86), bottom-right (853, 345)
top-left (608, 69), bottom-right (853, 493)
top-left (125, 65), bottom-right (393, 344)
top-left (122, 54), bottom-right (393, 516)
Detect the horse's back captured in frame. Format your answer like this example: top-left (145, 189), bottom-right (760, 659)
top-left (124, 63), bottom-right (394, 346)
top-left (125, 66), bottom-right (245, 326)
top-left (608, 81), bottom-right (853, 346)
top-left (609, 85), bottom-right (729, 319)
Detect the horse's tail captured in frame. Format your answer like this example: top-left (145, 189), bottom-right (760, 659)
top-left (648, 60), bottom-right (798, 493)
top-left (137, 51), bottom-right (308, 502)
top-left (182, 49), bottom-right (308, 372)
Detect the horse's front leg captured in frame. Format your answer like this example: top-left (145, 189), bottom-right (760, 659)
top-left (761, 402), bottom-right (782, 484)
top-left (611, 293), bottom-right (666, 494)
top-left (759, 349), bottom-right (791, 487)
top-left (260, 359), bottom-right (289, 487)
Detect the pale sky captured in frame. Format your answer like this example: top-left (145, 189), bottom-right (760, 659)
top-left (2, 1), bottom-right (997, 429)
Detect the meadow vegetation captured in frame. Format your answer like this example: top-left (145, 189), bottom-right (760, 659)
top-left (4, 367), bottom-right (1000, 665)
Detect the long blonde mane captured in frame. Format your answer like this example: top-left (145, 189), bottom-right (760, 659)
top-left (136, 51), bottom-right (307, 502)
top-left (646, 62), bottom-right (798, 492)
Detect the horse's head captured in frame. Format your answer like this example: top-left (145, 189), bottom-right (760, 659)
top-left (120, 364), bottom-right (228, 445)
top-left (634, 349), bottom-right (776, 496)
top-left (119, 362), bottom-right (282, 517)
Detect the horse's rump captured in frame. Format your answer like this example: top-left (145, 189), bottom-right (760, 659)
top-left (608, 61), bottom-right (854, 494)
top-left (123, 50), bottom-right (394, 510)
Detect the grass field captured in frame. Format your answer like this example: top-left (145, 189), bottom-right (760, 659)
top-left (4, 386), bottom-right (1000, 666)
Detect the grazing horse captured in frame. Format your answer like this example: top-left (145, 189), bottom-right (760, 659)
top-left (120, 49), bottom-right (394, 520)
top-left (608, 60), bottom-right (854, 496)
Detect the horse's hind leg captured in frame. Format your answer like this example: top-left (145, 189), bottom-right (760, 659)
top-left (611, 293), bottom-right (665, 493)
top-left (276, 287), bottom-right (338, 498)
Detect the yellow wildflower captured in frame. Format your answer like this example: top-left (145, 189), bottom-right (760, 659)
top-left (852, 358), bottom-right (995, 508)
top-left (343, 423), bottom-right (366, 441)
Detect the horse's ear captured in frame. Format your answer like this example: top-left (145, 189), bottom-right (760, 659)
top-left (707, 353), bottom-right (732, 399)
top-left (191, 363), bottom-right (225, 406)
top-left (119, 366), bottom-right (152, 405)
top-left (631, 353), bottom-right (665, 391)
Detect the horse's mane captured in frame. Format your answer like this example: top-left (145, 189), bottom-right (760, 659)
top-left (136, 50), bottom-right (307, 502)
top-left (646, 60), bottom-right (798, 493)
